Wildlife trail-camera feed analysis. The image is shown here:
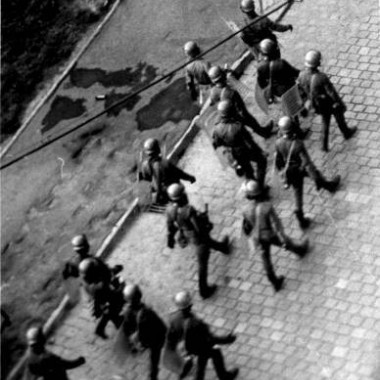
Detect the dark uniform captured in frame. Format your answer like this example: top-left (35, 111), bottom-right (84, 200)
top-left (167, 310), bottom-right (237, 380)
top-left (140, 157), bottom-right (195, 205)
top-left (240, 12), bottom-right (291, 58)
top-left (26, 348), bottom-right (85, 380)
top-left (185, 58), bottom-right (212, 102)
top-left (242, 197), bottom-right (307, 291)
top-left (212, 114), bottom-right (267, 187)
top-left (275, 134), bottom-right (340, 224)
top-left (166, 201), bottom-right (229, 299)
top-left (122, 303), bottom-right (167, 380)
top-left (257, 57), bottom-right (300, 99)
top-left (209, 84), bottom-right (272, 139)
top-left (298, 68), bottom-right (356, 151)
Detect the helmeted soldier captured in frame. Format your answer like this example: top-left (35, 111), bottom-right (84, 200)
top-left (241, 179), bottom-right (308, 291)
top-left (239, 0), bottom-right (293, 59)
top-left (297, 50), bottom-right (357, 151)
top-left (275, 116), bottom-right (341, 228)
top-left (257, 39), bottom-right (300, 102)
top-left (24, 325), bottom-right (85, 380)
top-left (166, 183), bottom-right (230, 299)
top-left (79, 258), bottom-right (125, 339)
top-left (140, 138), bottom-right (196, 205)
top-left (212, 99), bottom-right (268, 189)
top-left (121, 284), bottom-right (167, 380)
top-left (184, 41), bottom-right (212, 105)
top-left (167, 291), bottom-right (239, 380)
top-left (201, 65), bottom-right (273, 139)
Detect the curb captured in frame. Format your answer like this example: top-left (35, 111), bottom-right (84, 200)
top-left (5, 49), bottom-right (253, 380)
top-left (0, 0), bottom-right (121, 161)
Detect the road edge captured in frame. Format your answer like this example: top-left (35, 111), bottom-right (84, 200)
top-left (0, 0), bottom-right (122, 160)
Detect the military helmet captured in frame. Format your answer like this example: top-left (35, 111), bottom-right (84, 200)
top-left (143, 138), bottom-right (161, 156)
top-left (278, 116), bottom-right (294, 134)
top-left (305, 50), bottom-right (322, 68)
top-left (174, 291), bottom-right (193, 310)
top-left (71, 234), bottom-right (89, 252)
top-left (240, 0), bottom-right (255, 13)
top-left (167, 183), bottom-right (185, 201)
top-left (123, 284), bottom-right (142, 302)
top-left (217, 99), bottom-right (233, 116)
top-left (242, 179), bottom-right (262, 198)
top-left (208, 66), bottom-right (225, 83)
top-left (259, 39), bottom-right (277, 56)
top-left (184, 41), bottom-right (200, 58)
top-left (26, 326), bottom-right (44, 346)
top-left (78, 257), bottom-right (95, 275)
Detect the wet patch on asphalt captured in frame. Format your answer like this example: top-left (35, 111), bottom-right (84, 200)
top-left (136, 77), bottom-right (199, 130)
top-left (69, 62), bottom-right (158, 89)
top-left (103, 90), bottom-right (141, 117)
top-left (41, 96), bottom-right (86, 134)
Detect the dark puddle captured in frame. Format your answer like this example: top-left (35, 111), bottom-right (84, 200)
top-left (136, 77), bottom-right (199, 131)
top-left (41, 96), bottom-right (86, 134)
top-left (69, 62), bottom-right (158, 89)
top-left (104, 91), bottom-right (141, 117)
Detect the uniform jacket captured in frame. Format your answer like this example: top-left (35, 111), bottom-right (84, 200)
top-left (122, 303), bottom-right (167, 348)
top-left (185, 59), bottom-right (211, 87)
top-left (241, 14), bottom-right (289, 47)
top-left (257, 58), bottom-right (300, 97)
top-left (242, 201), bottom-right (285, 244)
top-left (298, 69), bottom-right (345, 114)
top-left (209, 85), bottom-right (247, 117)
top-left (25, 348), bottom-right (84, 380)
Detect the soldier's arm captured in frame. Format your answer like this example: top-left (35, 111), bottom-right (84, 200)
top-left (166, 209), bottom-right (178, 248)
top-left (274, 147), bottom-right (285, 171)
top-left (322, 74), bottom-right (344, 106)
top-left (257, 63), bottom-right (269, 89)
top-left (242, 214), bottom-right (253, 236)
top-left (168, 162), bottom-right (196, 183)
top-left (50, 352), bottom-right (85, 370)
top-left (186, 69), bottom-right (198, 101)
top-left (268, 17), bottom-right (292, 33)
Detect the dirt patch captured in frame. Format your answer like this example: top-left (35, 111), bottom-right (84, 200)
top-left (69, 62), bottom-right (158, 89)
top-left (136, 77), bottom-right (200, 130)
top-left (104, 91), bottom-right (141, 117)
top-left (41, 96), bottom-right (87, 134)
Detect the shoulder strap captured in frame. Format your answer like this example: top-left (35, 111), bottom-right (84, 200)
top-left (310, 72), bottom-right (318, 101)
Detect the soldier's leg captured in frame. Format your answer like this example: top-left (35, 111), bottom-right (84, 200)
top-left (95, 314), bottom-right (110, 339)
top-left (333, 108), bottom-right (357, 139)
top-left (292, 175), bottom-right (310, 229)
top-left (194, 353), bottom-right (209, 380)
top-left (210, 347), bottom-right (238, 380)
top-left (320, 112), bottom-right (331, 152)
top-left (260, 242), bottom-right (284, 291)
top-left (197, 244), bottom-right (216, 298)
top-left (208, 235), bottom-right (230, 254)
top-left (148, 344), bottom-right (162, 380)
top-left (314, 170), bottom-right (341, 193)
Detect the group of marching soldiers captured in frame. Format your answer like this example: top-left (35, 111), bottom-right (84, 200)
top-left (22, 1), bottom-right (358, 379)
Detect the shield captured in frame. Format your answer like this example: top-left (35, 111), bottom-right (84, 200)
top-left (255, 83), bottom-right (269, 114)
top-left (281, 84), bottom-right (304, 117)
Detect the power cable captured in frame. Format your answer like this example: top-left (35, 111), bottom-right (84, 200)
top-left (1, 0), bottom-right (293, 170)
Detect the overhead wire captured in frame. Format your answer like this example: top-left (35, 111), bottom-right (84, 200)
top-left (0, 0), bottom-right (293, 171)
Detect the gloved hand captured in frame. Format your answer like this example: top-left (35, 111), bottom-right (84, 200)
top-left (288, 24), bottom-right (293, 32)
top-left (167, 235), bottom-right (175, 249)
top-left (189, 175), bottom-right (196, 184)
top-left (77, 356), bottom-right (86, 365)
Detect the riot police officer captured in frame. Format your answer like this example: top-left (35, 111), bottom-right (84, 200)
top-left (166, 184), bottom-right (230, 299)
top-left (121, 284), bottom-right (167, 380)
top-left (298, 50), bottom-right (357, 151)
top-left (241, 179), bottom-right (308, 291)
top-left (79, 258), bottom-right (124, 339)
top-left (25, 326), bottom-right (85, 380)
top-left (167, 291), bottom-right (239, 380)
top-left (184, 41), bottom-right (212, 104)
top-left (212, 99), bottom-right (268, 189)
top-left (140, 138), bottom-right (196, 205)
top-left (257, 39), bottom-right (300, 102)
top-left (275, 116), bottom-right (341, 228)
top-left (202, 65), bottom-right (273, 139)
top-left (239, 0), bottom-right (293, 59)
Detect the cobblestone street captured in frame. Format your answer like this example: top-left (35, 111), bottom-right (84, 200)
top-left (48, 0), bottom-right (379, 379)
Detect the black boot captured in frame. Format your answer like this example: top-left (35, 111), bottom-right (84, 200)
top-left (274, 276), bottom-right (285, 292)
top-left (291, 238), bottom-right (309, 258)
top-left (294, 210), bottom-right (311, 229)
top-left (221, 236), bottom-right (231, 255)
top-left (344, 126), bottom-right (357, 139)
top-left (225, 368), bottom-right (239, 380)
top-left (201, 284), bottom-right (217, 299)
top-left (324, 175), bottom-right (341, 193)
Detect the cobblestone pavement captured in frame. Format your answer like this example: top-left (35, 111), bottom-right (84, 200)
top-left (49, 0), bottom-right (379, 379)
